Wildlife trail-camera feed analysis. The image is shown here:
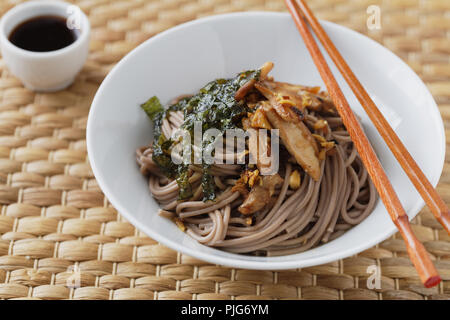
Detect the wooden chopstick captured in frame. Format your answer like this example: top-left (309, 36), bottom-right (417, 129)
top-left (295, 0), bottom-right (450, 235)
top-left (284, 0), bottom-right (441, 288)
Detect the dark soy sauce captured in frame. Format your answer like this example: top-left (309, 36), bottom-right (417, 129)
top-left (9, 15), bottom-right (77, 52)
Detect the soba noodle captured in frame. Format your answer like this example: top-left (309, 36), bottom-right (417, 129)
top-left (136, 104), bottom-right (377, 256)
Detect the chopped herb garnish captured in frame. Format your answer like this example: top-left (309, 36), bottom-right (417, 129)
top-left (140, 96), bottom-right (164, 120)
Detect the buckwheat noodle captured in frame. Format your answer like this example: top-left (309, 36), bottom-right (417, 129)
top-left (136, 107), bottom-right (377, 256)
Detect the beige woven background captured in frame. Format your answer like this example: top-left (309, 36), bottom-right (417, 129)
top-left (0, 0), bottom-right (448, 300)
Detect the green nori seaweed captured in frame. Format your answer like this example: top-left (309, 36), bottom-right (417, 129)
top-left (141, 69), bottom-right (260, 201)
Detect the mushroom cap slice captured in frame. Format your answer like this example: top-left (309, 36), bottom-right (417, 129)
top-left (261, 102), bottom-right (321, 181)
top-left (256, 80), bottom-right (336, 115)
top-left (238, 173), bottom-right (284, 215)
top-left (255, 82), bottom-right (304, 122)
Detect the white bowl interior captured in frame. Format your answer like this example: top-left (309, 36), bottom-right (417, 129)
top-left (87, 12), bottom-right (445, 270)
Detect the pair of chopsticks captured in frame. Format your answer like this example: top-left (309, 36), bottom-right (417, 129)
top-left (285, 0), bottom-right (449, 288)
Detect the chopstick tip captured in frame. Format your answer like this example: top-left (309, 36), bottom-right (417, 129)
top-left (424, 275), bottom-right (441, 288)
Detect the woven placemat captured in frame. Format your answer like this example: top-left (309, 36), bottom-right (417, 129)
top-left (0, 0), bottom-right (448, 300)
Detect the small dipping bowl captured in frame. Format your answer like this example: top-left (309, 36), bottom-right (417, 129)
top-left (0, 0), bottom-right (90, 92)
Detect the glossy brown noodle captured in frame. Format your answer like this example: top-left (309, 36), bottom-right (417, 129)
top-left (136, 109), bottom-right (377, 256)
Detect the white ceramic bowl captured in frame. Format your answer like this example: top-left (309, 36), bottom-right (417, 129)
top-left (87, 12), bottom-right (445, 270)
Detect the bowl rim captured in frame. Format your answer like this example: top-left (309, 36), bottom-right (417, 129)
top-left (87, 11), bottom-right (446, 270)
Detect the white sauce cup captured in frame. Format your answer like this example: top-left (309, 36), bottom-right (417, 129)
top-left (0, 0), bottom-right (90, 92)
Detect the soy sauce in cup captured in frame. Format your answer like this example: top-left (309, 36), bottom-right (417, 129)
top-left (9, 15), bottom-right (77, 52)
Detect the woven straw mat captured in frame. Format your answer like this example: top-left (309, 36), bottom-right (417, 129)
top-left (0, 0), bottom-right (448, 300)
